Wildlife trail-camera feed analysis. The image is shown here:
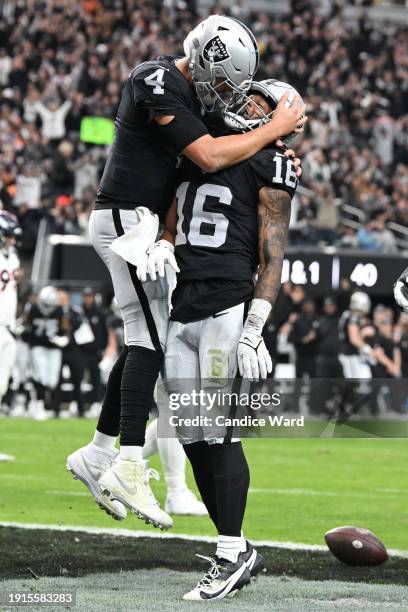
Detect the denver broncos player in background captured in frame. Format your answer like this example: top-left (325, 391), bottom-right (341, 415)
top-left (66, 15), bottom-right (305, 530)
top-left (0, 211), bottom-right (21, 462)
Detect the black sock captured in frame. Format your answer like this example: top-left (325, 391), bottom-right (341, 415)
top-left (120, 345), bottom-right (162, 447)
top-left (33, 381), bottom-right (45, 401)
top-left (208, 442), bottom-right (249, 537)
top-left (183, 442), bottom-right (218, 528)
top-left (97, 346), bottom-right (128, 437)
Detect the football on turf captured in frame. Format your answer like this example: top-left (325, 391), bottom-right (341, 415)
top-left (325, 526), bottom-right (388, 566)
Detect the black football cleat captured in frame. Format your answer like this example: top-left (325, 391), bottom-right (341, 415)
top-left (239, 541), bottom-right (264, 578)
top-left (183, 554), bottom-right (250, 600)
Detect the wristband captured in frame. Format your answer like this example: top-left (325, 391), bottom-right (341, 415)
top-left (244, 299), bottom-right (272, 334)
top-left (150, 239), bottom-right (174, 254)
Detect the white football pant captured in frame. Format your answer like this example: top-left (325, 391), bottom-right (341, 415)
top-left (339, 354), bottom-right (372, 379)
top-left (31, 346), bottom-right (62, 389)
top-left (89, 209), bottom-right (169, 352)
top-left (0, 326), bottom-right (17, 401)
top-left (164, 302), bottom-right (245, 444)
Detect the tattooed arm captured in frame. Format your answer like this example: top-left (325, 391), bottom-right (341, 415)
top-left (255, 186), bottom-right (291, 306)
top-left (237, 186), bottom-right (291, 381)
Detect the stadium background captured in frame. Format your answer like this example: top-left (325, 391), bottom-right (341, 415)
top-left (1, 0), bottom-right (408, 608)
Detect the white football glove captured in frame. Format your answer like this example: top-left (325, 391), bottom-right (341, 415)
top-left (137, 239), bottom-right (179, 282)
top-left (50, 335), bottom-right (69, 348)
top-left (238, 331), bottom-right (272, 381)
top-left (237, 299), bottom-right (273, 381)
top-left (394, 268), bottom-right (408, 313)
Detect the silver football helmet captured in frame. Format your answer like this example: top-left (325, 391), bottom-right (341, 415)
top-left (350, 291), bottom-right (371, 315)
top-left (224, 79), bottom-right (303, 146)
top-left (37, 286), bottom-right (59, 316)
top-left (183, 15), bottom-right (259, 112)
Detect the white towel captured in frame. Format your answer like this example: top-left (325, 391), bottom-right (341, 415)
top-left (109, 206), bottom-right (159, 267)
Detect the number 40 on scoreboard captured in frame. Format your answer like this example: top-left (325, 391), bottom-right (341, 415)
top-left (280, 252), bottom-right (405, 295)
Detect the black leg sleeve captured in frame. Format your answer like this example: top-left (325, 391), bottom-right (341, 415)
top-left (96, 346), bottom-right (128, 437)
top-left (183, 442), bottom-right (218, 529)
top-left (120, 345), bottom-right (162, 447)
top-left (208, 442), bottom-right (250, 537)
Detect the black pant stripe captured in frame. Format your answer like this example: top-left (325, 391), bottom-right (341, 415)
top-left (111, 209), bottom-right (164, 357)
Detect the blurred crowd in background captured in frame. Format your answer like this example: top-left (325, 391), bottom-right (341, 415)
top-left (0, 0), bottom-right (407, 265)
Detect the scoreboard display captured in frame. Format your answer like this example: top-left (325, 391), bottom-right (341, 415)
top-left (49, 240), bottom-right (407, 297)
top-left (281, 249), bottom-right (407, 295)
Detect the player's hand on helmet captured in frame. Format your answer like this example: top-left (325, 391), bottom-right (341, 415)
top-left (270, 92), bottom-right (307, 139)
top-left (137, 239), bottom-right (179, 282)
top-left (237, 330), bottom-right (272, 382)
top-left (276, 141), bottom-right (302, 178)
top-left (394, 269), bottom-right (408, 313)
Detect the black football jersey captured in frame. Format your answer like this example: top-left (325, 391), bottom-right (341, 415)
top-left (95, 56), bottom-right (207, 220)
top-left (338, 311), bottom-right (370, 355)
top-left (25, 304), bottom-right (64, 348)
top-left (171, 147), bottom-right (298, 322)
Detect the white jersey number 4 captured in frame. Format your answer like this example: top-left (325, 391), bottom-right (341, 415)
top-left (144, 68), bottom-right (165, 95)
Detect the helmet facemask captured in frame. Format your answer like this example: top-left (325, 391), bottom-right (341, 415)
top-left (223, 79), bottom-right (304, 146)
top-left (193, 64), bottom-right (252, 113)
top-left (223, 91), bottom-right (273, 131)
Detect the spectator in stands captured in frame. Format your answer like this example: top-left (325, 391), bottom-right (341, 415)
top-left (313, 182), bottom-right (339, 245)
top-left (370, 209), bottom-right (398, 253)
top-left (0, 0), bottom-right (406, 251)
top-left (34, 95), bottom-right (72, 144)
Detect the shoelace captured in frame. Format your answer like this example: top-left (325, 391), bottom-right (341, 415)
top-left (144, 467), bottom-right (160, 506)
top-left (195, 555), bottom-right (221, 588)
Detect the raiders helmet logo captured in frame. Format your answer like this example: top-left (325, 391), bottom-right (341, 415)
top-left (203, 36), bottom-right (230, 63)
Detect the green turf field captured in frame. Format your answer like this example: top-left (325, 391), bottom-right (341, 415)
top-left (3, 570), bottom-right (408, 611)
top-left (0, 418), bottom-right (407, 550)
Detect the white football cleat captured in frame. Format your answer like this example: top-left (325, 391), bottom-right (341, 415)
top-left (86, 402), bottom-right (102, 418)
top-left (183, 555), bottom-right (250, 601)
top-left (28, 399), bottom-right (50, 421)
top-left (99, 458), bottom-right (173, 530)
top-left (66, 445), bottom-right (127, 521)
top-left (0, 452), bottom-right (15, 462)
top-left (165, 488), bottom-right (208, 516)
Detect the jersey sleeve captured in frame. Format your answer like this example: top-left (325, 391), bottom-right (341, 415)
top-left (249, 149), bottom-right (299, 199)
top-left (130, 64), bottom-right (208, 153)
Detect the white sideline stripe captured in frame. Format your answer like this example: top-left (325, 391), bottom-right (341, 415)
top-left (1, 521), bottom-right (407, 559)
top-left (249, 488), bottom-right (401, 499)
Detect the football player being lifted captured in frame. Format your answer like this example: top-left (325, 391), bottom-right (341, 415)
top-left (144, 80), bottom-right (301, 600)
top-left (66, 16), bottom-right (305, 530)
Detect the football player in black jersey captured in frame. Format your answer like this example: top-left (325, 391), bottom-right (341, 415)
top-left (24, 286), bottom-right (69, 420)
top-left (338, 291), bottom-right (376, 378)
top-left (67, 15), bottom-right (306, 529)
top-left (144, 80), bottom-right (300, 600)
